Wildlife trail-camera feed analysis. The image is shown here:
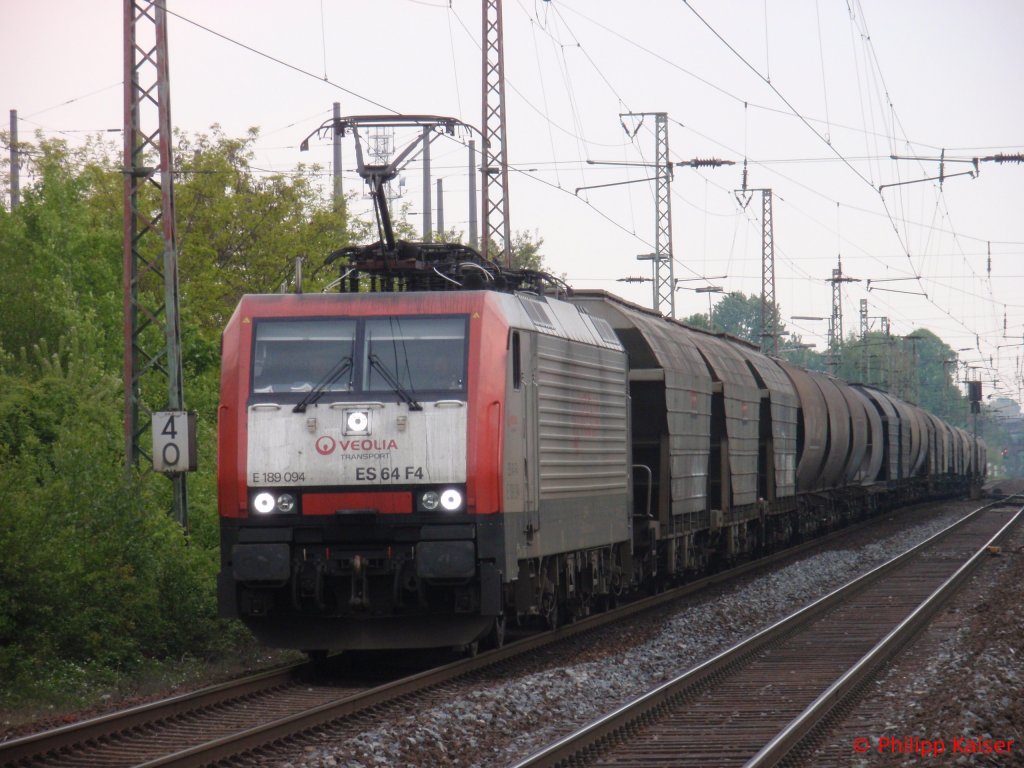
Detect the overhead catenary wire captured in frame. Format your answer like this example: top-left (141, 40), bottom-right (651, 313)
top-left (9, 2), bottom-right (1020, 393)
top-left (156, 1), bottom-right (400, 114)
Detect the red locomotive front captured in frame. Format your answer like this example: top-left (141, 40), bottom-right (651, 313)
top-left (217, 291), bottom-right (509, 652)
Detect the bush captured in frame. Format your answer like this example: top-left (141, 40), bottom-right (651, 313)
top-left (0, 337), bottom-right (233, 708)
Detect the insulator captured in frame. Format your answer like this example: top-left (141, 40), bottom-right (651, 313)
top-left (687, 157), bottom-right (732, 168)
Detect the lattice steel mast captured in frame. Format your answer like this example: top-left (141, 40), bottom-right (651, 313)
top-left (735, 164), bottom-right (777, 353)
top-left (627, 112), bottom-right (675, 317)
top-left (482, 0), bottom-right (512, 266)
top-left (123, 0), bottom-right (187, 526)
top-left (760, 190), bottom-right (776, 354)
top-left (826, 255), bottom-right (859, 375)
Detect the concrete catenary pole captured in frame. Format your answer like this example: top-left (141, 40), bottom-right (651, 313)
top-left (436, 178), bottom-right (444, 236)
top-left (468, 139), bottom-right (478, 250)
top-left (8, 110), bottom-right (19, 209)
top-left (332, 102), bottom-right (343, 208)
top-left (422, 126), bottom-right (432, 241)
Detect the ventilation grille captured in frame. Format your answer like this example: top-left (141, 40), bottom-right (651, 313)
top-left (520, 296), bottom-right (555, 328)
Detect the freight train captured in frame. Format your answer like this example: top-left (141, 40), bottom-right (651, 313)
top-left (216, 115), bottom-right (984, 656)
top-left (216, 246), bottom-right (985, 656)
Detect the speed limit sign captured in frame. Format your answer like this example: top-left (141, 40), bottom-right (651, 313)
top-left (152, 411), bottom-right (198, 473)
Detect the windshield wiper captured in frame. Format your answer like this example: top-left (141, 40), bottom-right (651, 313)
top-left (293, 356), bottom-right (353, 413)
top-left (368, 353), bottom-right (423, 411)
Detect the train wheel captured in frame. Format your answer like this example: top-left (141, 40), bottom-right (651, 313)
top-left (482, 614), bottom-right (506, 650)
top-left (544, 598), bottom-right (559, 630)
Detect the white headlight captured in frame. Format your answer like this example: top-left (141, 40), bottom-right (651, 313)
top-left (440, 489), bottom-right (463, 512)
top-left (253, 492), bottom-right (276, 514)
top-left (346, 410), bottom-right (369, 434)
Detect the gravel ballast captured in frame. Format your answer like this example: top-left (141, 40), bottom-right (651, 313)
top-left (280, 500), bottom-right (983, 768)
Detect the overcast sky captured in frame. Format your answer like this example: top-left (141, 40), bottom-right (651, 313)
top-left (2, 1), bottom-right (1023, 403)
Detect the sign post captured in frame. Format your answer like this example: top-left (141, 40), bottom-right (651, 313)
top-left (153, 411), bottom-right (198, 474)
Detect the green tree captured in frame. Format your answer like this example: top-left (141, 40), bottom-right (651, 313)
top-left (837, 328), bottom-right (967, 424)
top-left (682, 291), bottom-right (825, 369)
top-left (0, 127), bottom-right (364, 708)
top-left (680, 311), bottom-right (711, 331)
top-left (479, 229), bottom-right (550, 272)
top-left (174, 126), bottom-right (350, 336)
top-left (0, 136), bottom-right (123, 369)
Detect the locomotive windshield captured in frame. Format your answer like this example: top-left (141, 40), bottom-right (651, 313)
top-left (253, 319), bottom-right (356, 394)
top-left (250, 315), bottom-right (467, 397)
top-left (364, 316), bottom-right (466, 393)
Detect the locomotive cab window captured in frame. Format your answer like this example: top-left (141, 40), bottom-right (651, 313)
top-left (363, 316), bottom-right (467, 393)
top-left (252, 319), bottom-right (356, 394)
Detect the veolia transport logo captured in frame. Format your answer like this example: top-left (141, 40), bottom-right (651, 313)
top-left (314, 435), bottom-right (399, 458)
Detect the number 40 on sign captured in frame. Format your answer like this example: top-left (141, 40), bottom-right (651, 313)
top-left (152, 411), bottom-right (198, 473)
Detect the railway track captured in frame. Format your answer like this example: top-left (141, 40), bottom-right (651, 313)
top-left (3, 501), bottom-right (955, 768)
top-left (511, 495), bottom-right (1023, 768)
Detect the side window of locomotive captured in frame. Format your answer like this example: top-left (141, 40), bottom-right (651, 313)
top-left (363, 316), bottom-right (467, 393)
top-left (511, 331), bottom-right (521, 390)
top-left (252, 319), bottom-right (356, 394)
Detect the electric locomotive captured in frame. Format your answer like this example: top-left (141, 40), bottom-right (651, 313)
top-left (217, 266), bottom-right (633, 652)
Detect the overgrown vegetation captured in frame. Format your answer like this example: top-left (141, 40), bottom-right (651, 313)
top-left (681, 290), bottom-right (981, 429)
top-left (0, 130), bottom-right (351, 714)
top-left (0, 128), bottom-right (550, 716)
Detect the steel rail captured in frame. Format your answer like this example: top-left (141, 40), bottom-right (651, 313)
top-left (509, 495), bottom-right (1020, 768)
top-left (0, 663), bottom-right (305, 765)
top-left (746, 499), bottom-right (1024, 767)
top-left (1, 500), bottom-right (964, 767)
top-left (132, 518), bottom-right (888, 767)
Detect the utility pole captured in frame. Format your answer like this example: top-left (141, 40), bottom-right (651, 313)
top-left (859, 299), bottom-right (869, 382)
top-left (942, 357), bottom-right (958, 421)
top-left (422, 125), bottom-right (432, 241)
top-left (123, 0), bottom-right (189, 528)
top-left (436, 178), bottom-right (444, 236)
top-left (827, 255), bottom-right (859, 375)
top-left (858, 298), bottom-right (890, 384)
top-left (8, 110), bottom-right (19, 209)
top-left (759, 189), bottom-right (776, 354)
top-left (968, 378), bottom-right (982, 498)
top-left (468, 140), bottom-right (478, 249)
top-left (482, 0), bottom-right (511, 266)
top-left (881, 316), bottom-right (892, 390)
top-left (859, 299), bottom-right (869, 383)
top-left (332, 101), bottom-right (343, 208)
top-left (584, 146), bottom-right (729, 319)
top-left (904, 334), bottom-right (923, 404)
top-left (734, 163), bottom-right (777, 353)
top-left (628, 112), bottom-right (675, 318)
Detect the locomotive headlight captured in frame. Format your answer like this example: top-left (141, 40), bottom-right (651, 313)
top-left (253, 492), bottom-right (276, 514)
top-left (276, 493), bottom-right (296, 513)
top-left (345, 410), bottom-right (370, 435)
top-left (440, 489), bottom-right (463, 512)
top-left (420, 491), bottom-right (441, 511)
